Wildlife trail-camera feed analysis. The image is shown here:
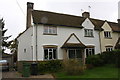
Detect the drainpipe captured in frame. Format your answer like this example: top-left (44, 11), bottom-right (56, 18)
top-left (33, 24), bottom-right (37, 61)
top-left (33, 25), bottom-right (36, 61)
top-left (35, 24), bottom-right (38, 62)
top-left (99, 31), bottom-right (102, 53)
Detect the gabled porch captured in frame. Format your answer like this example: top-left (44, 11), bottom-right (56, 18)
top-left (61, 33), bottom-right (86, 65)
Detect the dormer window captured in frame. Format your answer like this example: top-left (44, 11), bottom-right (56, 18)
top-left (43, 25), bottom-right (57, 35)
top-left (84, 29), bottom-right (93, 37)
top-left (104, 31), bottom-right (111, 38)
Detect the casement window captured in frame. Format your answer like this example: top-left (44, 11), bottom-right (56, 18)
top-left (68, 49), bottom-right (82, 59)
top-left (84, 29), bottom-right (93, 37)
top-left (85, 48), bottom-right (95, 57)
top-left (104, 31), bottom-right (111, 38)
top-left (106, 47), bottom-right (113, 52)
top-left (44, 48), bottom-right (57, 60)
top-left (43, 26), bottom-right (57, 34)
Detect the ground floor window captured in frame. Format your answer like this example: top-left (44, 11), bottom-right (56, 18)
top-left (85, 48), bottom-right (95, 57)
top-left (44, 48), bottom-right (57, 60)
top-left (106, 47), bottom-right (113, 52)
top-left (68, 49), bottom-right (82, 59)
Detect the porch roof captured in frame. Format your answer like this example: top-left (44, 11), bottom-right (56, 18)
top-left (61, 43), bottom-right (86, 49)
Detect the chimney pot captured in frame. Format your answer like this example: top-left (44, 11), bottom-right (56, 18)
top-left (82, 12), bottom-right (90, 18)
top-left (27, 2), bottom-right (34, 9)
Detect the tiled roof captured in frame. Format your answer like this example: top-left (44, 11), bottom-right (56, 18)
top-left (108, 22), bottom-right (120, 32)
top-left (61, 43), bottom-right (86, 49)
top-left (32, 10), bottom-right (119, 32)
top-left (90, 18), bottom-right (104, 31)
top-left (32, 10), bottom-right (85, 28)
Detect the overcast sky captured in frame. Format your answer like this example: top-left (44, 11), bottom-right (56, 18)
top-left (0, 0), bottom-right (119, 41)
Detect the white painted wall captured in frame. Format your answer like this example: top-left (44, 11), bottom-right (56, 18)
top-left (17, 27), bottom-right (33, 61)
top-left (17, 18), bottom-right (101, 61)
top-left (35, 18), bottom-right (101, 61)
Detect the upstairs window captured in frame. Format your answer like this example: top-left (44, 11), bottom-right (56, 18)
top-left (44, 26), bottom-right (57, 35)
top-left (104, 31), bottom-right (111, 38)
top-left (84, 29), bottom-right (93, 37)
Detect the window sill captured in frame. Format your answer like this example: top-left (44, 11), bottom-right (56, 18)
top-left (84, 36), bottom-right (94, 38)
top-left (43, 33), bottom-right (57, 35)
top-left (104, 37), bottom-right (112, 39)
top-left (44, 59), bottom-right (57, 61)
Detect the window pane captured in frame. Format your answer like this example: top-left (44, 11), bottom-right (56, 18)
top-left (44, 49), bottom-right (48, 59)
top-left (53, 27), bottom-right (57, 34)
top-left (53, 49), bottom-right (57, 59)
top-left (49, 52), bottom-right (52, 60)
top-left (44, 26), bottom-right (48, 33)
top-left (69, 50), bottom-right (75, 59)
top-left (92, 48), bottom-right (95, 55)
top-left (49, 27), bottom-right (52, 34)
top-left (86, 49), bottom-right (89, 57)
top-left (49, 49), bottom-right (52, 52)
top-left (76, 49), bottom-right (82, 58)
top-left (90, 30), bottom-right (93, 36)
top-left (85, 29), bottom-right (87, 36)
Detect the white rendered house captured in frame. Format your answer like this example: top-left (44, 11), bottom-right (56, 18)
top-left (17, 2), bottom-right (119, 63)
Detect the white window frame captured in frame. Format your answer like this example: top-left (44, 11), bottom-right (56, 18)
top-left (106, 47), bottom-right (113, 52)
top-left (85, 48), bottom-right (95, 57)
top-left (43, 26), bottom-right (57, 34)
top-left (44, 48), bottom-right (57, 60)
top-left (84, 29), bottom-right (93, 37)
top-left (104, 31), bottom-right (111, 38)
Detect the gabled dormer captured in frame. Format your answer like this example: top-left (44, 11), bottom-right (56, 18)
top-left (102, 21), bottom-right (112, 39)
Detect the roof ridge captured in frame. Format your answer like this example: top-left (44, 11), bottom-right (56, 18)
top-left (33, 9), bottom-right (84, 18)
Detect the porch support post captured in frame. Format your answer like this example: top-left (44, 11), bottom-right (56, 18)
top-left (82, 49), bottom-right (85, 65)
top-left (63, 49), bottom-right (68, 61)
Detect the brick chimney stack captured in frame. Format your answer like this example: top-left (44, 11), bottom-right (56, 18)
top-left (26, 2), bottom-right (34, 29)
top-left (82, 12), bottom-right (90, 18)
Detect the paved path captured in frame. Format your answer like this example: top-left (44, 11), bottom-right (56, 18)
top-left (2, 71), bottom-right (54, 80)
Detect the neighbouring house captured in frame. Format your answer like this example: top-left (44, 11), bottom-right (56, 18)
top-left (100, 21), bottom-right (120, 52)
top-left (17, 2), bottom-right (119, 68)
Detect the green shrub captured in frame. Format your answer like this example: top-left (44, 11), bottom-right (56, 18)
top-left (86, 50), bottom-right (120, 68)
top-left (38, 60), bottom-right (63, 74)
top-left (100, 50), bottom-right (120, 68)
top-left (63, 59), bottom-right (85, 75)
top-left (86, 55), bottom-right (104, 67)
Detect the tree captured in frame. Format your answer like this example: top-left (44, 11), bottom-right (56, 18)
top-left (9, 39), bottom-right (18, 62)
top-left (0, 18), bottom-right (12, 55)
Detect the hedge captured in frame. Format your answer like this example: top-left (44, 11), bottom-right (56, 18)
top-left (38, 60), bottom-right (63, 74)
top-left (86, 50), bottom-right (120, 68)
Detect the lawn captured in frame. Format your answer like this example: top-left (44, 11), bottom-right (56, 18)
top-left (54, 64), bottom-right (119, 79)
